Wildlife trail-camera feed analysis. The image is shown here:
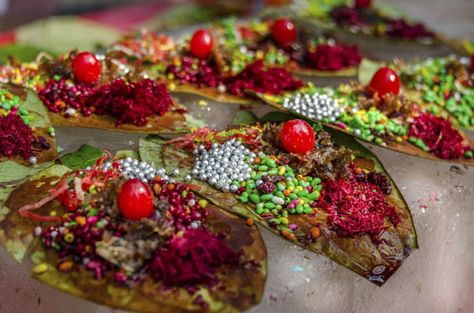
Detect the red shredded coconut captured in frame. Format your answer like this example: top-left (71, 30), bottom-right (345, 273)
top-left (0, 113), bottom-right (34, 159)
top-left (305, 44), bottom-right (361, 71)
top-left (318, 165), bottom-right (400, 240)
top-left (148, 228), bottom-right (239, 287)
top-left (87, 79), bottom-right (174, 126)
top-left (225, 60), bottom-right (304, 96)
top-left (408, 112), bottom-right (470, 159)
top-left (39, 78), bottom-right (175, 126)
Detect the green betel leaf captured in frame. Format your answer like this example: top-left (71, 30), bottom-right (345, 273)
top-left (232, 110), bottom-right (258, 125)
top-left (59, 145), bottom-right (105, 170)
top-left (358, 58), bottom-right (384, 85)
top-left (0, 44), bottom-right (56, 63)
top-left (0, 160), bottom-right (53, 184)
top-left (21, 91), bottom-right (52, 128)
top-left (142, 123), bottom-right (418, 286)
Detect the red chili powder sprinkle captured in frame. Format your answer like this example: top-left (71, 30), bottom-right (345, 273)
top-left (148, 228), bottom-right (239, 287)
top-left (318, 167), bottom-right (400, 240)
top-left (408, 112), bottom-right (470, 159)
top-left (225, 60), bottom-right (304, 96)
top-left (0, 112), bottom-right (34, 159)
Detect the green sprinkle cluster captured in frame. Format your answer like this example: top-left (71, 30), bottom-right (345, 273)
top-left (406, 57), bottom-right (474, 127)
top-left (0, 89), bottom-right (33, 125)
top-left (234, 156), bottom-right (323, 226)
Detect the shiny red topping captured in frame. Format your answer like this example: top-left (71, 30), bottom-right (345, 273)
top-left (117, 179), bottom-right (154, 220)
top-left (271, 18), bottom-right (297, 47)
top-left (354, 0), bottom-right (372, 8)
top-left (369, 67), bottom-right (400, 97)
top-left (280, 119), bottom-right (315, 155)
top-left (189, 29), bottom-right (213, 59)
top-left (71, 51), bottom-right (102, 84)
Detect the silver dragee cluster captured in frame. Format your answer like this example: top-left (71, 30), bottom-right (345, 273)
top-left (102, 157), bottom-right (168, 183)
top-left (282, 91), bottom-right (344, 122)
top-left (192, 139), bottom-right (255, 193)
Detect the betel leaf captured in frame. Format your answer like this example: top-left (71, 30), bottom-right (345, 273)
top-left (142, 124), bottom-right (418, 285)
top-left (232, 110), bottom-right (258, 125)
top-left (0, 160), bottom-right (53, 184)
top-left (21, 91), bottom-right (52, 128)
top-left (358, 58), bottom-right (384, 85)
top-left (0, 44), bottom-right (56, 63)
top-left (59, 145), bottom-right (105, 170)
top-left (0, 163), bottom-right (267, 312)
top-left (114, 150), bottom-right (139, 160)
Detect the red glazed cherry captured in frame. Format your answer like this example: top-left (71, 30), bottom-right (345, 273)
top-left (72, 51), bottom-right (102, 84)
top-left (190, 29), bottom-right (213, 59)
top-left (271, 18), bottom-right (297, 47)
top-left (118, 179), bottom-right (154, 220)
top-left (280, 119), bottom-right (315, 155)
top-left (354, 0), bottom-right (372, 9)
top-left (369, 67), bottom-right (400, 97)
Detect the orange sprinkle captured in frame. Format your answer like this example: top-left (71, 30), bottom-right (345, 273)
top-left (354, 167), bottom-right (363, 175)
top-left (310, 227), bottom-right (321, 239)
top-left (288, 233), bottom-right (296, 241)
top-left (280, 229), bottom-right (289, 237)
top-left (58, 261), bottom-right (74, 272)
top-left (246, 218), bottom-right (254, 226)
top-left (402, 135), bottom-right (408, 140)
top-left (283, 189), bottom-right (291, 197)
top-left (270, 155), bottom-right (278, 161)
top-left (75, 216), bottom-right (86, 225)
top-left (167, 184), bottom-right (175, 191)
top-left (254, 157), bottom-right (261, 164)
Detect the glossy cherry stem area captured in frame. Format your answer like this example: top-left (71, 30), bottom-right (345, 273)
top-left (117, 178), bottom-right (155, 220)
top-left (71, 51), bottom-right (102, 84)
top-left (369, 67), bottom-right (400, 97)
top-left (280, 119), bottom-right (315, 155)
top-left (190, 29), bottom-right (213, 59)
top-left (271, 18), bottom-right (297, 48)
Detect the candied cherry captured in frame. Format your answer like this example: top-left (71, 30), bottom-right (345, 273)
top-left (71, 51), bottom-right (102, 84)
top-left (280, 119), bottom-right (315, 155)
top-left (190, 29), bottom-right (213, 59)
top-left (118, 179), bottom-right (154, 220)
top-left (271, 18), bottom-right (297, 47)
top-left (354, 0), bottom-right (372, 9)
top-left (369, 67), bottom-right (400, 97)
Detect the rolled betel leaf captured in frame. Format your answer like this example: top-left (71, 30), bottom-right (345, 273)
top-left (251, 63), bottom-right (474, 166)
top-left (139, 119), bottom-right (418, 285)
top-left (0, 149), bottom-right (267, 313)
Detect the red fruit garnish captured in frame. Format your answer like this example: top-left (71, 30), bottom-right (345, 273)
top-left (354, 0), bottom-right (372, 9)
top-left (189, 29), bottom-right (213, 59)
top-left (271, 18), bottom-right (297, 47)
top-left (117, 179), bottom-right (154, 220)
top-left (369, 67), bottom-right (400, 97)
top-left (280, 119), bottom-right (315, 155)
top-left (72, 51), bottom-right (102, 84)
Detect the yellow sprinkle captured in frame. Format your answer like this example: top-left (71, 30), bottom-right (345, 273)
top-left (300, 200), bottom-right (305, 205)
top-left (396, 136), bottom-right (403, 142)
top-left (278, 167), bottom-right (286, 175)
top-left (49, 211), bottom-right (57, 217)
top-left (198, 199), bottom-right (208, 208)
top-left (32, 263), bottom-right (48, 275)
top-left (64, 233), bottom-right (75, 243)
top-left (288, 186), bottom-right (295, 192)
top-left (168, 82), bottom-right (176, 91)
top-left (167, 73), bottom-right (175, 80)
top-left (296, 186), bottom-right (303, 192)
top-left (198, 100), bottom-right (208, 106)
top-left (279, 217), bottom-right (289, 225)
